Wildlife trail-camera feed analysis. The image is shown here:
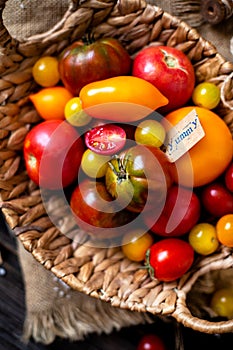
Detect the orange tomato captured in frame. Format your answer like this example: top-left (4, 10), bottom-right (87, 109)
top-left (121, 229), bottom-right (154, 262)
top-left (216, 214), bottom-right (233, 247)
top-left (30, 86), bottom-right (73, 120)
top-left (79, 76), bottom-right (168, 122)
top-left (163, 106), bottom-right (233, 187)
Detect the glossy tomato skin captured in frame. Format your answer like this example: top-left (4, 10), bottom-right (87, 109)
top-left (137, 334), bottom-right (166, 350)
top-left (23, 120), bottom-right (84, 189)
top-left (132, 45), bottom-right (195, 113)
top-left (201, 182), bottom-right (233, 218)
top-left (79, 76), bottom-right (168, 122)
top-left (105, 145), bottom-right (175, 213)
top-left (163, 106), bottom-right (233, 188)
top-left (85, 124), bottom-right (126, 155)
top-left (70, 179), bottom-right (136, 239)
top-left (143, 185), bottom-right (201, 237)
top-left (146, 238), bottom-right (194, 282)
top-left (58, 37), bottom-right (131, 95)
top-left (225, 162), bottom-right (233, 192)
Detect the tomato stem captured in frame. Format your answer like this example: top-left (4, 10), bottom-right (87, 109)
top-left (108, 155), bottom-right (129, 183)
top-left (161, 49), bottom-right (178, 68)
top-left (145, 249), bottom-right (155, 279)
top-left (82, 31), bottom-right (95, 45)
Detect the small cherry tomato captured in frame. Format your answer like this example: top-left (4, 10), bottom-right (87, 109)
top-left (225, 162), bottom-right (233, 192)
top-left (85, 124), bottom-right (126, 155)
top-left (201, 182), bottom-right (233, 218)
top-left (121, 229), bottom-right (154, 262)
top-left (81, 149), bottom-right (110, 178)
top-left (32, 56), bottom-right (60, 87)
top-left (146, 238), bottom-right (194, 282)
top-left (192, 82), bottom-right (220, 110)
top-left (216, 214), bottom-right (233, 247)
top-left (188, 223), bottom-right (219, 255)
top-left (30, 86), bottom-right (73, 120)
top-left (64, 97), bottom-right (92, 126)
top-left (134, 119), bottom-right (166, 148)
top-left (210, 288), bottom-right (233, 319)
top-left (137, 334), bottom-right (166, 350)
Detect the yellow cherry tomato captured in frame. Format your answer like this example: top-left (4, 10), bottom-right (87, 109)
top-left (81, 149), bottom-right (110, 178)
top-left (135, 119), bottom-right (166, 148)
top-left (192, 82), bottom-right (220, 110)
top-left (210, 288), bottom-right (233, 319)
top-left (32, 56), bottom-right (60, 87)
top-left (64, 97), bottom-right (92, 126)
top-left (188, 223), bottom-right (219, 255)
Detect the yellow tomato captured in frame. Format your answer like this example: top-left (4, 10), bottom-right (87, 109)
top-left (64, 97), bottom-right (92, 126)
top-left (32, 56), bottom-right (60, 87)
top-left (79, 76), bottom-right (168, 122)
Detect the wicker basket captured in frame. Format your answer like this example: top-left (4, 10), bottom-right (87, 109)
top-left (1, 0), bottom-right (233, 334)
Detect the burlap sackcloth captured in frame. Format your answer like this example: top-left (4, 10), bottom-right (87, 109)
top-left (2, 0), bottom-right (233, 345)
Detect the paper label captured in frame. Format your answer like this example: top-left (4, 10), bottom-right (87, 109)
top-left (165, 108), bottom-right (205, 162)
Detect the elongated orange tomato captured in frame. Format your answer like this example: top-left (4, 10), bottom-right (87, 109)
top-left (79, 76), bottom-right (168, 122)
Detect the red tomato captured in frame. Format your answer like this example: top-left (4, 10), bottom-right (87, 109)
top-left (146, 238), bottom-right (194, 282)
top-left (85, 124), bottom-right (126, 155)
top-left (58, 37), bottom-right (132, 95)
top-left (23, 120), bottom-right (84, 189)
top-left (137, 334), bottom-right (166, 350)
top-left (132, 45), bottom-right (195, 113)
top-left (225, 162), bottom-right (233, 192)
top-left (70, 179), bottom-right (136, 239)
top-left (201, 182), bottom-right (233, 218)
top-left (143, 185), bottom-right (200, 236)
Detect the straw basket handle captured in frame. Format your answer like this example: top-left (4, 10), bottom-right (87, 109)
top-left (172, 247), bottom-right (233, 333)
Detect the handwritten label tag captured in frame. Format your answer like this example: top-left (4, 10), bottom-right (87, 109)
top-left (165, 109), bottom-right (205, 162)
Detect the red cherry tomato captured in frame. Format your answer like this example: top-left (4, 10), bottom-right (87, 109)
top-left (137, 334), bottom-right (166, 350)
top-left (85, 124), bottom-right (126, 155)
top-left (146, 238), bottom-right (194, 282)
top-left (201, 182), bottom-right (233, 218)
top-left (225, 162), bottom-right (233, 192)
top-left (23, 120), bottom-right (84, 189)
top-left (143, 185), bottom-right (200, 237)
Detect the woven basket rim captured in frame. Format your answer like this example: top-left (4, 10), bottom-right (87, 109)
top-left (1, 0), bottom-right (233, 335)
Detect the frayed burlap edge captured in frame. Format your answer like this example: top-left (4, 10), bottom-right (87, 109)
top-left (18, 240), bottom-right (153, 345)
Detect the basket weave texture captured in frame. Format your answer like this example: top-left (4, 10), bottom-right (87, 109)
top-left (1, 0), bottom-right (233, 334)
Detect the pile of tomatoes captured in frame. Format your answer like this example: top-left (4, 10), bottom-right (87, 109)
top-left (23, 37), bottom-right (233, 287)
